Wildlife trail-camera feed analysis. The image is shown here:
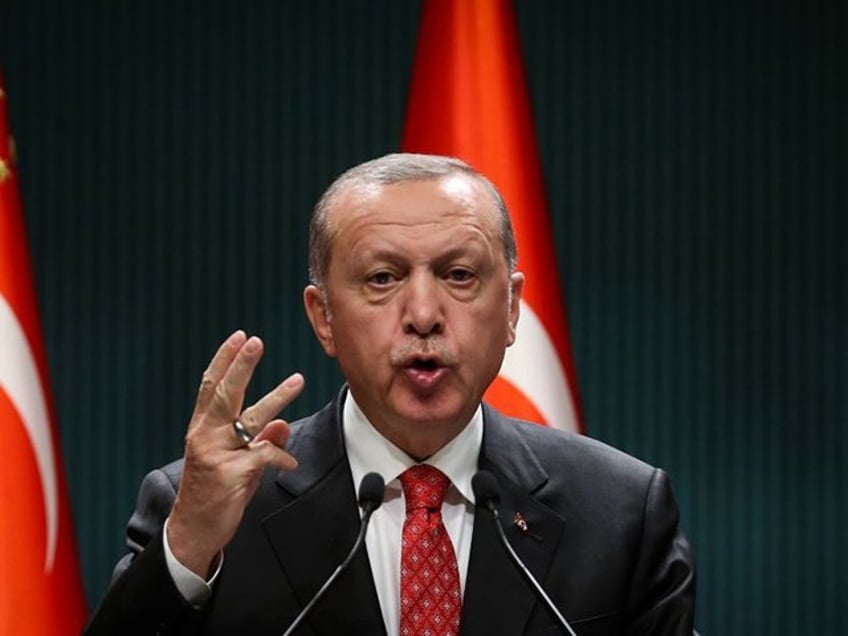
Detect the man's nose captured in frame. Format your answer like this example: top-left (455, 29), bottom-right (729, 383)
top-left (402, 273), bottom-right (444, 336)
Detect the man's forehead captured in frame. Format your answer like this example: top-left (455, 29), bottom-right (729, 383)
top-left (326, 174), bottom-right (500, 228)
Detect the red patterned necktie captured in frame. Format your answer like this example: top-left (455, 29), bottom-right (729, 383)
top-left (399, 464), bottom-right (462, 636)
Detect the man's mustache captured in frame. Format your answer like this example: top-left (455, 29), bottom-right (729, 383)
top-left (390, 339), bottom-right (457, 367)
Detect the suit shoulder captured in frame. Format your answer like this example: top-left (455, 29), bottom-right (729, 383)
top-left (129, 458), bottom-right (185, 507)
top-left (499, 415), bottom-right (658, 486)
top-left (158, 458), bottom-right (185, 486)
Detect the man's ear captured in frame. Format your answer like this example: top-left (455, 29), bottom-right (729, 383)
top-left (303, 285), bottom-right (337, 357)
top-left (506, 271), bottom-right (524, 347)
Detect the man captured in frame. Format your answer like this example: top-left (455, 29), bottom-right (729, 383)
top-left (85, 154), bottom-right (695, 635)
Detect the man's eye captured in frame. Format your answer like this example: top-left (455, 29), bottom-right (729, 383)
top-left (447, 268), bottom-right (474, 283)
top-left (368, 271), bottom-right (395, 286)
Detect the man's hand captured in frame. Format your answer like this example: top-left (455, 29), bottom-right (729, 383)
top-left (166, 330), bottom-right (305, 578)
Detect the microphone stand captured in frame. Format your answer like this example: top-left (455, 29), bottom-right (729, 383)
top-left (282, 473), bottom-right (384, 636)
top-left (473, 470), bottom-right (577, 636)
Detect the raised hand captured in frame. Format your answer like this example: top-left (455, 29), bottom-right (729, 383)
top-left (166, 330), bottom-right (305, 577)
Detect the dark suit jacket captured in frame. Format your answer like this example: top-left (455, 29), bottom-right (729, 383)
top-left (85, 390), bottom-right (695, 635)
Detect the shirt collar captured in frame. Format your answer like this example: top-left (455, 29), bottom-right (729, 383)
top-left (343, 391), bottom-right (483, 504)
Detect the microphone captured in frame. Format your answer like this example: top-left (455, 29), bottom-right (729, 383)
top-left (282, 472), bottom-right (385, 636)
top-left (471, 470), bottom-right (578, 636)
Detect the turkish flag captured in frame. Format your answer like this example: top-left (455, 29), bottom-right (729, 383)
top-left (402, 0), bottom-right (583, 432)
top-left (0, 78), bottom-right (87, 633)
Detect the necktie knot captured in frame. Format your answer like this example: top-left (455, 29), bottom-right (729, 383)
top-left (399, 464), bottom-right (450, 512)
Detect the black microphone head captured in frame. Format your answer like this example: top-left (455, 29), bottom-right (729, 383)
top-left (358, 472), bottom-right (385, 512)
top-left (471, 470), bottom-right (501, 511)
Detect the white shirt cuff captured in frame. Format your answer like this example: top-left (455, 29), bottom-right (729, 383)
top-left (162, 516), bottom-right (223, 608)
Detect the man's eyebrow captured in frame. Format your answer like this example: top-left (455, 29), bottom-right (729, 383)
top-left (353, 246), bottom-right (405, 262)
top-left (436, 239), bottom-right (489, 260)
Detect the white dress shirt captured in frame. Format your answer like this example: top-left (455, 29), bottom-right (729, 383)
top-left (344, 394), bottom-right (482, 636)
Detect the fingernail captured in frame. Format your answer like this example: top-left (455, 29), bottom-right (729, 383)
top-left (244, 337), bottom-right (261, 353)
top-left (284, 373), bottom-right (303, 388)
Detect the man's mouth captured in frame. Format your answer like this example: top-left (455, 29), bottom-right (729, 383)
top-left (403, 357), bottom-right (448, 391)
top-left (410, 357), bottom-right (439, 371)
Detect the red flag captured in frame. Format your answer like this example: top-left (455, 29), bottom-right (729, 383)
top-left (402, 0), bottom-right (583, 432)
top-left (0, 78), bottom-right (87, 633)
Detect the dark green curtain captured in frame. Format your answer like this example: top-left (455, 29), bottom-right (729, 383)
top-left (3, 1), bottom-right (845, 634)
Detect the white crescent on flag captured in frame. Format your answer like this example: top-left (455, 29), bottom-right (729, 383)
top-left (0, 293), bottom-right (58, 571)
top-left (499, 299), bottom-right (580, 433)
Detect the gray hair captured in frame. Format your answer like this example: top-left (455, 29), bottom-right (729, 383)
top-left (308, 153), bottom-right (518, 287)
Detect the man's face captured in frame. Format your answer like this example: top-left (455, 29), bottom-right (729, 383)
top-left (304, 174), bottom-right (524, 458)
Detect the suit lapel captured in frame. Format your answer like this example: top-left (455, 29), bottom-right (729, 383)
top-left (460, 406), bottom-right (566, 635)
top-left (261, 392), bottom-right (387, 635)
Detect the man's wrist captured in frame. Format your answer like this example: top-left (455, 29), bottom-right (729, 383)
top-left (163, 517), bottom-right (223, 608)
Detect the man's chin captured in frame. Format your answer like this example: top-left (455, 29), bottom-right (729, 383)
top-left (391, 391), bottom-right (470, 430)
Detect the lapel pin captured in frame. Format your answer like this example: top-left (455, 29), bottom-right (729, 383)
top-left (512, 512), bottom-right (543, 542)
top-left (513, 512), bottom-right (529, 533)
